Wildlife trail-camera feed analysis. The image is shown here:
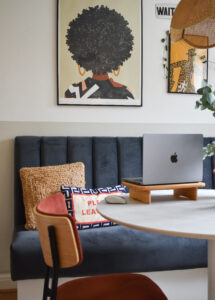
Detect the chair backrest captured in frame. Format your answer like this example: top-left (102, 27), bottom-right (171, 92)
top-left (34, 192), bottom-right (83, 269)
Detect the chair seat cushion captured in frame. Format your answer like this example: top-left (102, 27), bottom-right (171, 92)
top-left (57, 273), bottom-right (167, 300)
top-left (10, 225), bottom-right (207, 281)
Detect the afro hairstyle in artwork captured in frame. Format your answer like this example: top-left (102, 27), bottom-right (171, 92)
top-left (66, 5), bottom-right (134, 74)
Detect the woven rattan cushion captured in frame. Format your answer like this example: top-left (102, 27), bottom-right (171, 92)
top-left (20, 163), bottom-right (85, 230)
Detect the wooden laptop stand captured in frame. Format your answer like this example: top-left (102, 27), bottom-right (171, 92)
top-left (122, 181), bottom-right (205, 204)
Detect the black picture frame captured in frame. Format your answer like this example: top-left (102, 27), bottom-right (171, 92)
top-left (168, 35), bottom-right (208, 95)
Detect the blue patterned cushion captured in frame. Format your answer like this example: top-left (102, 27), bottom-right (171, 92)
top-left (61, 185), bottom-right (127, 230)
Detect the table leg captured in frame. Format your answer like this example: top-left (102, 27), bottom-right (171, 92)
top-left (208, 240), bottom-right (215, 300)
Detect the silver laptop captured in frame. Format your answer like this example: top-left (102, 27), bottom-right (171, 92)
top-left (124, 134), bottom-right (203, 185)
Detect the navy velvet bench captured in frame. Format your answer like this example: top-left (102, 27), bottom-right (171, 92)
top-left (11, 136), bottom-right (215, 285)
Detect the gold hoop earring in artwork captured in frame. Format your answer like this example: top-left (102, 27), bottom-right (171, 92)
top-left (112, 66), bottom-right (120, 77)
top-left (78, 65), bottom-right (86, 76)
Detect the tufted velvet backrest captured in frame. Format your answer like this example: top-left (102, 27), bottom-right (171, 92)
top-left (14, 136), bottom-right (215, 228)
top-left (14, 136), bottom-right (142, 227)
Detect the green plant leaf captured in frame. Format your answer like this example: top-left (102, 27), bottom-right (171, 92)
top-left (197, 88), bottom-right (203, 95)
top-left (197, 86), bottom-right (212, 95)
top-left (195, 101), bottom-right (200, 109)
top-left (203, 143), bottom-right (215, 159)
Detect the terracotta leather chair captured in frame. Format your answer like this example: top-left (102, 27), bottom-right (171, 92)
top-left (34, 192), bottom-right (168, 300)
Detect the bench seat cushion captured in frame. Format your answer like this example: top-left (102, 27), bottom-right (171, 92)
top-left (11, 136), bottom-right (212, 281)
top-left (10, 225), bottom-right (207, 281)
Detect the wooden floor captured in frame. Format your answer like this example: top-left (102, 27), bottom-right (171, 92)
top-left (0, 290), bottom-right (17, 300)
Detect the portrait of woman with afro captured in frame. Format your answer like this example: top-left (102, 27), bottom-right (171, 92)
top-left (63, 5), bottom-right (137, 102)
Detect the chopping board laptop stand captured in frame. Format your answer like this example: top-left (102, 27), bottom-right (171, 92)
top-left (122, 181), bottom-right (205, 204)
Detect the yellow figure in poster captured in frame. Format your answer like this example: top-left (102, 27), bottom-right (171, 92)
top-left (169, 40), bottom-right (207, 93)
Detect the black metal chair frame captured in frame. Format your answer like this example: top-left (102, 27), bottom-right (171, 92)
top-left (43, 226), bottom-right (59, 300)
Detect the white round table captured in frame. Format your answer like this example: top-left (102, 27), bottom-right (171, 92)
top-left (97, 189), bottom-right (215, 300)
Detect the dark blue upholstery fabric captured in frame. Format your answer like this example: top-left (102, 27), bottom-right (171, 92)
top-left (203, 138), bottom-right (213, 189)
top-left (41, 137), bottom-right (68, 166)
top-left (67, 137), bottom-right (93, 188)
top-left (117, 137), bottom-right (142, 181)
top-left (93, 137), bottom-right (119, 187)
top-left (211, 137), bottom-right (215, 188)
top-left (11, 226), bottom-right (207, 281)
top-left (11, 228), bottom-right (46, 280)
top-left (11, 136), bottom-right (212, 281)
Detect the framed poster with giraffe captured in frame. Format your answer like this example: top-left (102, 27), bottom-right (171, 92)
top-left (168, 38), bottom-right (208, 94)
top-left (57, 0), bottom-right (143, 106)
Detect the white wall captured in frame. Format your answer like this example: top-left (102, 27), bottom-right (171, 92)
top-left (1, 0), bottom-right (215, 285)
top-left (1, 0), bottom-right (215, 124)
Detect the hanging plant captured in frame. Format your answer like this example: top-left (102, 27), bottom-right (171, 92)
top-left (161, 30), bottom-right (169, 78)
top-left (195, 80), bottom-right (215, 159)
top-left (195, 81), bottom-right (215, 117)
top-left (202, 141), bottom-right (215, 159)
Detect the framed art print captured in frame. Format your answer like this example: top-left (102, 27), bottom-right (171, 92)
top-left (168, 37), bottom-right (208, 94)
top-left (57, 0), bottom-right (142, 106)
